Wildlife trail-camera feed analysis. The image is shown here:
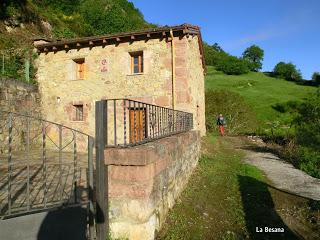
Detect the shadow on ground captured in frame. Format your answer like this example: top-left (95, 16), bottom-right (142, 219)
top-left (37, 206), bottom-right (87, 240)
top-left (238, 175), bottom-right (301, 240)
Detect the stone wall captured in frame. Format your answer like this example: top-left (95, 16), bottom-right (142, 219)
top-left (0, 78), bottom-right (40, 114)
top-left (0, 78), bottom-right (41, 153)
top-left (35, 35), bottom-right (206, 139)
top-left (105, 130), bottom-right (201, 240)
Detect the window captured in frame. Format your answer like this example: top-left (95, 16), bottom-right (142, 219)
top-left (74, 58), bottom-right (85, 79)
top-left (130, 52), bottom-right (143, 74)
top-left (74, 104), bottom-right (84, 121)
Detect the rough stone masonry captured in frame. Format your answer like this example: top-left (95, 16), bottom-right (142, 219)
top-left (105, 131), bottom-right (201, 240)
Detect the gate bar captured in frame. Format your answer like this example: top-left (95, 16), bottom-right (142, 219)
top-left (95, 100), bottom-right (108, 240)
top-left (88, 136), bottom-right (95, 240)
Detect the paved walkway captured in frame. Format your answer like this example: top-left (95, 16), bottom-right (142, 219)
top-left (244, 150), bottom-right (320, 201)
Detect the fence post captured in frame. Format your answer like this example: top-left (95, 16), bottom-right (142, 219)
top-left (95, 100), bottom-right (108, 240)
top-left (2, 53), bottom-right (4, 75)
top-left (25, 58), bottom-right (30, 83)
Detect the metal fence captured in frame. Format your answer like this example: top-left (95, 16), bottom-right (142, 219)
top-left (0, 111), bottom-right (94, 223)
top-left (104, 99), bottom-right (193, 147)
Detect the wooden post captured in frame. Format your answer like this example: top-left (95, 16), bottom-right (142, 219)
top-left (25, 57), bottom-right (30, 83)
top-left (95, 100), bottom-right (108, 240)
top-left (2, 53), bottom-right (4, 75)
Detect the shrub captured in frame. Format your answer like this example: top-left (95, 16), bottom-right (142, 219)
top-left (311, 72), bottom-right (320, 84)
top-left (272, 100), bottom-right (302, 114)
top-left (216, 55), bottom-right (250, 75)
top-left (298, 147), bottom-right (320, 178)
top-left (292, 90), bottom-right (320, 178)
top-left (205, 90), bottom-right (258, 134)
top-left (272, 62), bottom-right (302, 81)
top-left (294, 90), bottom-right (320, 150)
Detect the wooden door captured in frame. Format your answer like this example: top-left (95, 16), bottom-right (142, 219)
top-left (129, 108), bottom-right (147, 143)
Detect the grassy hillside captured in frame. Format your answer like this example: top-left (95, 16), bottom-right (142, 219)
top-left (205, 66), bottom-right (317, 127)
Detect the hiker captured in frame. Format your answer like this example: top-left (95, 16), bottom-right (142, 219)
top-left (216, 114), bottom-right (226, 136)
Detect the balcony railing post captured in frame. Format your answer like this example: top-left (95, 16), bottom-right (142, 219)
top-left (133, 101), bottom-right (136, 145)
top-left (114, 100), bottom-right (117, 146)
top-left (123, 99), bottom-right (127, 146)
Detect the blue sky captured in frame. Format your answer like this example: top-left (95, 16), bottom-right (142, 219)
top-left (131, 0), bottom-right (320, 79)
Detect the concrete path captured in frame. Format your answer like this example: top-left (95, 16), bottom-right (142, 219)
top-left (244, 151), bottom-right (320, 201)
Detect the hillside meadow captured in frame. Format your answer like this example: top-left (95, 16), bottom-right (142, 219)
top-left (205, 66), bottom-right (317, 126)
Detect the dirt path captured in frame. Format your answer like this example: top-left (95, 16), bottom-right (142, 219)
top-left (241, 139), bottom-right (320, 201)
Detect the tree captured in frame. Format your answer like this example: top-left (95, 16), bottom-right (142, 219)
top-left (216, 55), bottom-right (250, 75)
top-left (273, 62), bottom-right (302, 81)
top-left (79, 0), bottom-right (150, 36)
top-left (242, 45), bottom-right (264, 71)
top-left (312, 72), bottom-right (320, 84)
top-left (203, 42), bottom-right (226, 66)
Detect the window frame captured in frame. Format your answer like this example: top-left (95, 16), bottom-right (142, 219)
top-left (130, 51), bottom-right (143, 74)
top-left (73, 58), bottom-right (85, 80)
top-left (74, 104), bottom-right (84, 121)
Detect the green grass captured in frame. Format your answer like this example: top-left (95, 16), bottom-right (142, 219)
top-left (157, 135), bottom-right (318, 240)
top-left (205, 66), bottom-right (317, 125)
top-left (156, 135), bottom-right (265, 239)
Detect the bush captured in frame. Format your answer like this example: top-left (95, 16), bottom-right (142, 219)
top-left (298, 147), bottom-right (320, 178)
top-left (311, 72), bottom-right (320, 84)
top-left (294, 90), bottom-right (320, 150)
top-left (272, 62), bottom-right (302, 81)
top-left (292, 90), bottom-right (320, 178)
top-left (272, 100), bottom-right (302, 113)
top-left (216, 55), bottom-right (250, 75)
top-left (205, 90), bottom-right (258, 134)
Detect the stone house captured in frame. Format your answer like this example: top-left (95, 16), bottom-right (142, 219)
top-left (34, 24), bottom-right (206, 139)
top-left (33, 24), bottom-right (206, 239)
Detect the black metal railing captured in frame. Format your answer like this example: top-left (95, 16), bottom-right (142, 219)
top-left (0, 111), bottom-right (94, 221)
top-left (103, 99), bottom-right (193, 147)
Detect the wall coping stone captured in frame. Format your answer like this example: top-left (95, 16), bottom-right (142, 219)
top-left (0, 78), bottom-right (38, 91)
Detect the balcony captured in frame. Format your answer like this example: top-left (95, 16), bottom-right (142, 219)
top-left (102, 99), bottom-right (193, 147)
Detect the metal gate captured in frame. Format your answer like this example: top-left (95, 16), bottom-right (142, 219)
top-left (0, 111), bottom-right (95, 239)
